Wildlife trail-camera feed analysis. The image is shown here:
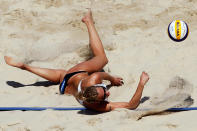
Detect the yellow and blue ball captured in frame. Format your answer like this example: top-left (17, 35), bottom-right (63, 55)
top-left (168, 20), bottom-right (189, 42)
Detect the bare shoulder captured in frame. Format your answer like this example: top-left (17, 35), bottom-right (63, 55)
top-left (83, 72), bottom-right (102, 87)
top-left (89, 72), bottom-right (102, 81)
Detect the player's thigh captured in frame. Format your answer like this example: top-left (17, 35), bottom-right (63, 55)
top-left (56, 69), bottom-right (67, 83)
top-left (68, 57), bottom-right (106, 74)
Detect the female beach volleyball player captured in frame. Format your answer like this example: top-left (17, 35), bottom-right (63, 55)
top-left (4, 9), bottom-right (149, 112)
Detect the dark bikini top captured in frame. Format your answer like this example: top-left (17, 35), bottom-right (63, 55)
top-left (59, 71), bottom-right (87, 94)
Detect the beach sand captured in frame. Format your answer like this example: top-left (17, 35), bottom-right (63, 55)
top-left (0, 0), bottom-right (197, 130)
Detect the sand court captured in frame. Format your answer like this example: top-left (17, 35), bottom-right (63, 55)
top-left (1, 0), bottom-right (197, 130)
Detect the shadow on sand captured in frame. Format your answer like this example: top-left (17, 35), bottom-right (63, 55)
top-left (6, 81), bottom-right (58, 88)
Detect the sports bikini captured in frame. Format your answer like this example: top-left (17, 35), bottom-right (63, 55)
top-left (59, 71), bottom-right (87, 94)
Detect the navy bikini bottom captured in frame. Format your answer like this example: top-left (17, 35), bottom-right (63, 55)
top-left (59, 71), bottom-right (87, 94)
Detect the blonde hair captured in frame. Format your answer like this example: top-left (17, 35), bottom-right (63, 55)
top-left (76, 86), bottom-right (98, 103)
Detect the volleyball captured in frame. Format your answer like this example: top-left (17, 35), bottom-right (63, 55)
top-left (168, 20), bottom-right (189, 42)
